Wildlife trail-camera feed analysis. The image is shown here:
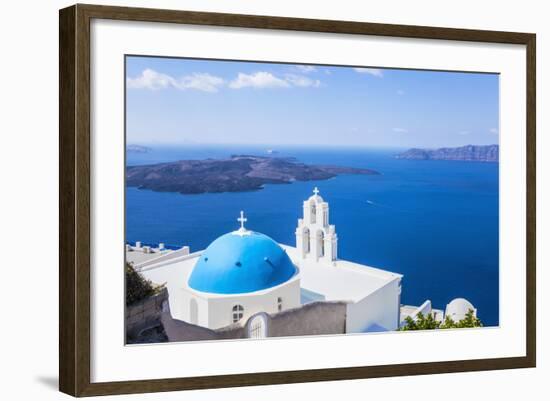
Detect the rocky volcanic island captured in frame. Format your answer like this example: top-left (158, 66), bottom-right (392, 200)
top-left (126, 155), bottom-right (379, 194)
top-left (395, 144), bottom-right (499, 162)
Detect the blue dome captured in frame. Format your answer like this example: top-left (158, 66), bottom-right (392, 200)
top-left (188, 231), bottom-right (296, 294)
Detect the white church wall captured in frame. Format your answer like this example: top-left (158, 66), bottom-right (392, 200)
top-left (195, 296), bottom-right (210, 327)
top-left (346, 279), bottom-right (401, 333)
top-left (205, 279), bottom-right (301, 330)
top-left (171, 287), bottom-right (210, 327)
top-left (138, 254), bottom-right (203, 325)
top-left (167, 287), bottom-right (185, 321)
top-left (156, 278), bottom-right (188, 323)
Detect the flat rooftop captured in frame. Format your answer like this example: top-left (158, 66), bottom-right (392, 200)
top-left (135, 244), bottom-right (402, 304)
top-left (282, 245), bottom-right (402, 303)
top-left (126, 247), bottom-right (171, 266)
top-left (138, 252), bottom-right (198, 298)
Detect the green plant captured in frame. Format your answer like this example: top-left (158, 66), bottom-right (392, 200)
top-left (439, 315), bottom-right (457, 329)
top-left (400, 309), bottom-right (482, 331)
top-left (400, 311), bottom-right (440, 331)
top-left (125, 262), bottom-right (163, 306)
top-left (456, 309), bottom-right (483, 328)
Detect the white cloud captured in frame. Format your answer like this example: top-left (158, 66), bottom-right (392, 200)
top-left (489, 128), bottom-right (499, 134)
top-left (354, 68), bottom-right (384, 77)
top-left (127, 69), bottom-right (224, 92)
top-left (127, 69), bottom-right (176, 90)
top-left (179, 73), bottom-right (225, 92)
top-left (295, 65), bottom-right (317, 73)
top-left (229, 72), bottom-right (290, 89)
top-left (392, 127), bottom-right (408, 133)
top-left (284, 74), bottom-right (321, 88)
top-left (229, 71), bottom-right (322, 89)
top-left (128, 69), bottom-right (323, 92)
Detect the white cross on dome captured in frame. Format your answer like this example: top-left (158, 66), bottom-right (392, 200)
top-left (237, 210), bottom-right (247, 230)
top-left (234, 210), bottom-right (251, 236)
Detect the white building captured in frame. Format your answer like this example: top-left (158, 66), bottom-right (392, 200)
top-left (445, 298), bottom-right (477, 322)
top-left (296, 187), bottom-right (338, 263)
top-left (133, 188), bottom-right (404, 337)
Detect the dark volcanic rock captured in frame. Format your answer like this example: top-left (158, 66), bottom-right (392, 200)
top-left (126, 155), bottom-right (379, 194)
top-left (126, 323), bottom-right (168, 344)
top-left (395, 144), bottom-right (498, 162)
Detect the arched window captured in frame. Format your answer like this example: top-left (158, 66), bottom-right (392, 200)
top-left (310, 202), bottom-right (316, 223)
top-left (277, 297), bottom-right (283, 312)
top-left (232, 304), bottom-right (244, 323)
top-left (304, 228), bottom-right (310, 254)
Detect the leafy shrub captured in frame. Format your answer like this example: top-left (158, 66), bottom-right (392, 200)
top-left (400, 311), bottom-right (440, 331)
top-left (440, 309), bottom-right (483, 329)
top-left (125, 262), bottom-right (163, 306)
top-left (400, 309), bottom-right (482, 331)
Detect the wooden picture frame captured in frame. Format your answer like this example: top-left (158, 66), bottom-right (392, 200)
top-left (59, 3), bottom-right (536, 397)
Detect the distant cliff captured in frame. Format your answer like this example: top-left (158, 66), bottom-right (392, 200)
top-left (396, 145), bottom-right (499, 162)
top-left (127, 144), bottom-right (152, 153)
top-left (126, 155), bottom-right (379, 194)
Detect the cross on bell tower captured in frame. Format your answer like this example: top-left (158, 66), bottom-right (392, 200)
top-left (313, 187), bottom-right (320, 196)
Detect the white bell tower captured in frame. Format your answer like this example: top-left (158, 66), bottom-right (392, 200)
top-left (295, 187), bottom-right (338, 263)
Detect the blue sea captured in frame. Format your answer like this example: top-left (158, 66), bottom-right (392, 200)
top-left (126, 145), bottom-right (499, 326)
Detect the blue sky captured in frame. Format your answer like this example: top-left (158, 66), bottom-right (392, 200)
top-left (126, 56), bottom-right (499, 148)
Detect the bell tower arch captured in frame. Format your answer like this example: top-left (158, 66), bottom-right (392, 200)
top-left (295, 187), bottom-right (338, 263)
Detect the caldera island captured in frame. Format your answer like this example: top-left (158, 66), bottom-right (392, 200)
top-left (126, 155), bottom-right (379, 194)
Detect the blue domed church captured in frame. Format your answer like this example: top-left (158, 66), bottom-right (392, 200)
top-left (182, 218), bottom-right (303, 330)
top-left (130, 189), bottom-right (406, 339)
top-left (189, 229), bottom-right (297, 295)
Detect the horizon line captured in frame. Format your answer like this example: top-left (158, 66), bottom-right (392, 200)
top-left (126, 142), bottom-right (499, 149)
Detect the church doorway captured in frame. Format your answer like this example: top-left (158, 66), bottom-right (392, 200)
top-left (248, 314), bottom-right (267, 339)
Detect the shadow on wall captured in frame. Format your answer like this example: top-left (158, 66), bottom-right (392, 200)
top-left (126, 287), bottom-right (168, 342)
top-left (161, 300), bottom-right (347, 342)
top-left (35, 376), bottom-right (58, 391)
